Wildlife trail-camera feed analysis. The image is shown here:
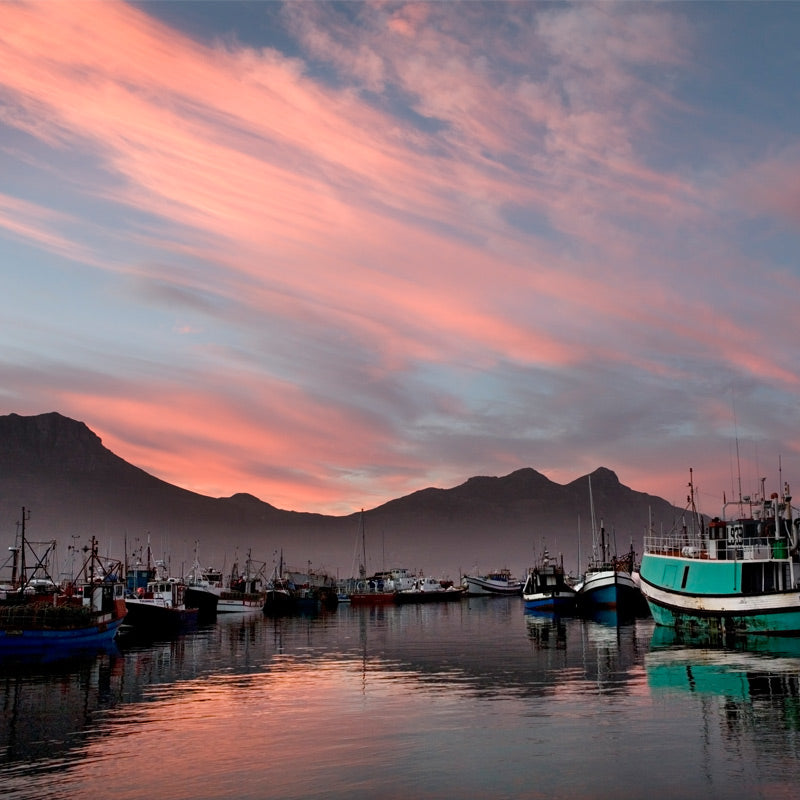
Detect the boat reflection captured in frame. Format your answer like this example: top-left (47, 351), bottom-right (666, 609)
top-left (0, 637), bottom-right (121, 668)
top-left (0, 648), bottom-right (124, 764)
top-left (646, 626), bottom-right (800, 701)
top-left (524, 609), bottom-right (567, 649)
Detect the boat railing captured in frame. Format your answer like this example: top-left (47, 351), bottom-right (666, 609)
top-left (644, 531), bottom-right (790, 561)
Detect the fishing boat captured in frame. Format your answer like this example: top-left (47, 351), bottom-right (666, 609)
top-left (263, 552), bottom-right (339, 616)
top-left (1, 509), bottom-right (127, 660)
top-left (183, 542), bottom-right (219, 620)
top-left (638, 469), bottom-right (800, 636)
top-left (522, 550), bottom-right (576, 613)
top-left (212, 552), bottom-right (267, 613)
top-left (575, 548), bottom-right (640, 613)
top-left (263, 577), bottom-right (295, 616)
top-left (123, 554), bottom-right (199, 636)
top-left (347, 568), bottom-right (416, 605)
top-left (395, 576), bottom-right (465, 603)
top-left (462, 568), bottom-right (523, 596)
top-left (342, 511), bottom-right (410, 604)
top-left (284, 565), bottom-right (339, 613)
top-left (575, 476), bottom-right (640, 613)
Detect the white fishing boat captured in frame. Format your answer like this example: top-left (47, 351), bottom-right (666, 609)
top-left (462, 568), bottom-right (523, 596)
top-left (209, 551), bottom-right (267, 613)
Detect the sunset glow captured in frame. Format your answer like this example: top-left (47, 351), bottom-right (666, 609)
top-left (3, 1), bottom-right (800, 514)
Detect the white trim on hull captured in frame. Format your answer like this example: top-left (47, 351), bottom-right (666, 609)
top-left (580, 569), bottom-right (637, 591)
top-left (463, 574), bottom-right (522, 596)
top-left (640, 575), bottom-right (800, 616)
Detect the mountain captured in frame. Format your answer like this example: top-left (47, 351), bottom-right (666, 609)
top-left (0, 411), bottom-right (689, 580)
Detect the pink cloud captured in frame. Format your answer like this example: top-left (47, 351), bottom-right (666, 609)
top-left (2, 2), bottom-right (799, 516)
top-left (726, 155), bottom-right (800, 225)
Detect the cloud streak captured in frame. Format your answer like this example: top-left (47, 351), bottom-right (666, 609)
top-left (2, 1), bottom-right (800, 516)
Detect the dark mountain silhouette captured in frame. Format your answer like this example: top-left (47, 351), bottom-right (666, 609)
top-left (0, 411), bottom-right (691, 580)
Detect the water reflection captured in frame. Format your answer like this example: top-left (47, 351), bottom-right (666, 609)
top-left (524, 609), bottom-right (568, 649)
top-left (647, 626), bottom-right (800, 702)
top-left (4, 602), bottom-right (800, 799)
top-left (1, 649), bottom-right (123, 766)
top-left (645, 626), bottom-right (800, 798)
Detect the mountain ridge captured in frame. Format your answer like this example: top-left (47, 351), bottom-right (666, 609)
top-left (0, 411), bottom-right (688, 579)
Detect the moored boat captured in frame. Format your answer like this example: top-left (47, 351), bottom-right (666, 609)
top-left (123, 557), bottom-right (199, 636)
top-left (639, 469), bottom-right (800, 636)
top-left (575, 476), bottom-right (640, 614)
top-left (462, 568), bottom-right (523, 596)
top-left (346, 568), bottom-right (416, 604)
top-left (1, 511), bottom-right (127, 661)
top-left (213, 553), bottom-right (267, 613)
top-left (263, 553), bottom-right (339, 616)
top-left (263, 577), bottom-right (295, 616)
top-left (575, 558), bottom-right (640, 613)
top-left (342, 511), bottom-right (412, 604)
top-left (522, 551), bottom-right (576, 613)
top-left (395, 576), bottom-right (465, 603)
top-left (183, 543), bottom-right (219, 620)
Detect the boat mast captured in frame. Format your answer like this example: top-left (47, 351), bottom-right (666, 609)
top-left (588, 475), bottom-right (600, 564)
top-left (688, 468), bottom-right (703, 539)
top-left (359, 509), bottom-right (366, 579)
top-left (18, 506), bottom-right (29, 588)
top-left (599, 519), bottom-right (607, 564)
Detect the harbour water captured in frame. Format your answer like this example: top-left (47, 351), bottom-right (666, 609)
top-left (2, 597), bottom-right (799, 799)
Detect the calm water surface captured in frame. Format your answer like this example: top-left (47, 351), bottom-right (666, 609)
top-left (2, 597), bottom-right (799, 799)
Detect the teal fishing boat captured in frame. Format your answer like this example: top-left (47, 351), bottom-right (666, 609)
top-left (639, 469), bottom-right (800, 636)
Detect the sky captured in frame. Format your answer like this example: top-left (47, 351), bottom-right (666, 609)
top-left (2, 1), bottom-right (800, 518)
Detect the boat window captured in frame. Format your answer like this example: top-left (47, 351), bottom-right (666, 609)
top-left (680, 566), bottom-right (689, 589)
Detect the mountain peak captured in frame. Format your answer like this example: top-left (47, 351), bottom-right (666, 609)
top-left (0, 411), bottom-right (112, 473)
top-left (0, 411), bottom-right (685, 578)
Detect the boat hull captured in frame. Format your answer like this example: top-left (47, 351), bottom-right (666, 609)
top-left (264, 586), bottom-right (339, 616)
top-left (523, 592), bottom-right (576, 613)
top-left (0, 614), bottom-right (124, 661)
top-left (184, 586), bottom-right (219, 619)
top-left (216, 594), bottom-right (265, 613)
top-left (640, 553), bottom-right (800, 635)
top-left (462, 574), bottom-right (522, 596)
top-left (123, 600), bottom-right (199, 634)
top-left (577, 569), bottom-right (640, 612)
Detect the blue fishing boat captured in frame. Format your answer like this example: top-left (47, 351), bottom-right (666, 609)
top-left (522, 551), bottom-right (576, 613)
top-left (639, 469), bottom-right (800, 636)
top-left (575, 476), bottom-right (640, 614)
top-left (575, 555), bottom-right (640, 612)
top-left (1, 511), bottom-right (127, 661)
